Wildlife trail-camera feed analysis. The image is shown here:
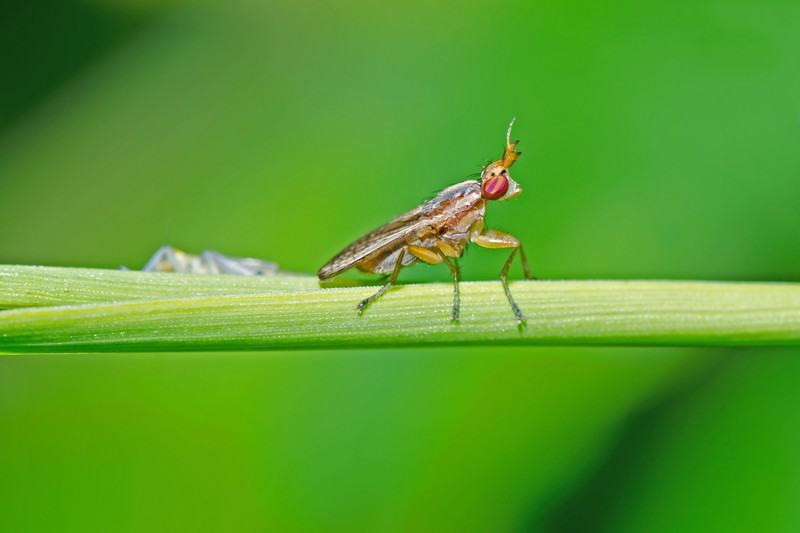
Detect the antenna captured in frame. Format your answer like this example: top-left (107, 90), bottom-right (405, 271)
top-left (506, 117), bottom-right (516, 147)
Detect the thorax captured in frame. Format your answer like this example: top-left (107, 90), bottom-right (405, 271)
top-left (419, 180), bottom-right (484, 247)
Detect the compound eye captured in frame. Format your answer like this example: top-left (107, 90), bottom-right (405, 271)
top-left (482, 174), bottom-right (508, 199)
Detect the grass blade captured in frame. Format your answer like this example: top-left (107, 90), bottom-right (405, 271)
top-left (0, 266), bottom-right (798, 353)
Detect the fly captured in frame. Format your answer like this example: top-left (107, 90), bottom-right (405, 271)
top-left (317, 120), bottom-right (534, 323)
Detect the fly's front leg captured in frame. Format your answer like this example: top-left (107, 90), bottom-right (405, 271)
top-left (470, 229), bottom-right (531, 323)
top-left (357, 248), bottom-right (406, 314)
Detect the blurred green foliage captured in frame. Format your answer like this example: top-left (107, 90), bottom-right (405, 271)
top-left (0, 0), bottom-right (798, 531)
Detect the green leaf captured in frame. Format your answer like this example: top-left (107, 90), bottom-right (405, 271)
top-left (1, 266), bottom-right (798, 353)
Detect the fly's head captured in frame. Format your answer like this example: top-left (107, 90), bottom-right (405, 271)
top-left (481, 119), bottom-right (522, 201)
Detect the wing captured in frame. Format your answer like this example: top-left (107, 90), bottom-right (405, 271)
top-left (317, 205), bottom-right (434, 280)
top-left (317, 180), bottom-right (481, 280)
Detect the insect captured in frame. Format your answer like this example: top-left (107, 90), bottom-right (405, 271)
top-left (139, 245), bottom-right (280, 275)
top-left (317, 120), bottom-right (534, 322)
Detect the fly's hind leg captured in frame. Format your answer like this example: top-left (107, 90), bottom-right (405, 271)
top-left (357, 248), bottom-right (406, 314)
top-left (471, 229), bottom-right (531, 323)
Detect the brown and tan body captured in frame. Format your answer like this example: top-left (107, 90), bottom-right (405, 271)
top-left (318, 121), bottom-right (533, 322)
top-left (318, 180), bottom-right (485, 280)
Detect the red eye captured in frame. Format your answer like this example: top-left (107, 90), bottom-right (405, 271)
top-left (482, 175), bottom-right (508, 199)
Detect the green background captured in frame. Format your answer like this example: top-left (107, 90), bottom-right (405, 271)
top-left (1, 0), bottom-right (799, 531)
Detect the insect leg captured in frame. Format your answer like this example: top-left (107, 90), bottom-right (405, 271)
top-left (142, 245), bottom-right (185, 273)
top-left (232, 257), bottom-right (279, 275)
top-left (470, 230), bottom-right (528, 323)
top-left (357, 248), bottom-right (406, 314)
top-left (142, 245), bottom-right (172, 272)
top-left (440, 255), bottom-right (460, 321)
top-left (200, 250), bottom-right (279, 275)
top-left (406, 245), bottom-right (442, 265)
top-left (199, 250), bottom-right (224, 274)
top-left (517, 244), bottom-right (535, 280)
top-left (407, 245), bottom-right (460, 320)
